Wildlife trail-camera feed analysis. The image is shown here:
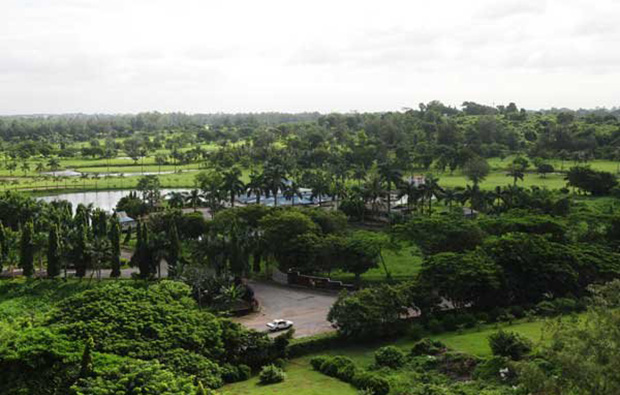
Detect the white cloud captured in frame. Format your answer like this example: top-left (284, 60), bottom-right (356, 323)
top-left (0, 0), bottom-right (619, 114)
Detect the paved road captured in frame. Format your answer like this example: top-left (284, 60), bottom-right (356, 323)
top-left (233, 281), bottom-right (338, 338)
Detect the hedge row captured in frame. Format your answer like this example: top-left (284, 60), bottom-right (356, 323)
top-left (310, 355), bottom-right (390, 395)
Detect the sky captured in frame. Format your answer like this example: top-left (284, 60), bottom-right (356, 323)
top-left (1, 0), bottom-right (619, 114)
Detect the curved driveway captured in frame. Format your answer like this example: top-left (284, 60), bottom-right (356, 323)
top-left (233, 281), bottom-right (338, 338)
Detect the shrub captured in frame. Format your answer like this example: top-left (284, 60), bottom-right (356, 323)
top-left (374, 346), bottom-right (405, 369)
top-left (535, 300), bottom-right (557, 316)
top-left (352, 371), bottom-right (390, 395)
top-left (72, 359), bottom-right (197, 394)
top-left (408, 323), bottom-right (425, 340)
top-left (473, 356), bottom-right (512, 382)
top-left (426, 318), bottom-right (444, 334)
top-left (510, 305), bottom-right (526, 319)
top-left (237, 364), bottom-right (251, 381)
top-left (456, 313), bottom-right (478, 329)
top-left (310, 356), bottom-right (329, 371)
top-left (337, 363), bottom-right (358, 382)
top-left (273, 358), bottom-right (287, 369)
top-left (488, 330), bottom-right (532, 360)
top-left (439, 352), bottom-right (480, 376)
top-left (160, 349), bottom-right (223, 388)
top-left (320, 356), bottom-right (355, 378)
top-left (411, 338), bottom-right (446, 356)
top-left (221, 363), bottom-right (251, 383)
top-left (489, 307), bottom-right (508, 322)
top-left (475, 312), bottom-right (490, 324)
top-left (259, 364), bottom-right (286, 385)
top-left (553, 298), bottom-right (577, 314)
top-left (287, 332), bottom-right (343, 358)
top-left (441, 314), bottom-right (458, 331)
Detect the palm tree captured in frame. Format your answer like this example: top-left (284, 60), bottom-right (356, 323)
top-left (308, 171), bottom-right (331, 206)
top-left (442, 187), bottom-right (459, 210)
top-left (166, 191), bottom-right (185, 208)
top-left (6, 162), bottom-right (17, 176)
top-left (80, 173), bottom-right (89, 189)
top-left (262, 164), bottom-right (287, 207)
top-left (20, 162), bottom-right (30, 176)
top-left (506, 163), bottom-right (525, 185)
top-left (363, 171), bottom-right (386, 217)
top-left (397, 180), bottom-right (422, 213)
top-left (378, 161), bottom-right (403, 214)
top-left (222, 167), bottom-right (245, 207)
top-left (283, 181), bottom-right (303, 206)
top-left (47, 158), bottom-right (61, 173)
top-left (418, 174), bottom-right (443, 215)
top-left (92, 173), bottom-right (100, 191)
top-left (184, 189), bottom-right (204, 211)
top-left (35, 162), bottom-right (45, 174)
top-left (89, 237), bottom-right (112, 281)
top-left (246, 172), bottom-right (265, 204)
top-left (155, 154), bottom-right (167, 174)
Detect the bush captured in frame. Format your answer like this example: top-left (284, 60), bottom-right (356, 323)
top-left (553, 298), bottom-right (577, 314)
top-left (337, 363), bottom-right (358, 382)
top-left (439, 352), bottom-right (480, 376)
top-left (160, 349), bottom-right (223, 388)
top-left (408, 323), bottom-right (425, 340)
top-left (475, 312), bottom-right (490, 324)
top-left (489, 307), bottom-right (508, 322)
top-left (510, 305), bottom-right (526, 319)
top-left (535, 300), bottom-right (557, 316)
top-left (273, 358), bottom-right (287, 369)
top-left (352, 372), bottom-right (390, 395)
top-left (374, 346), bottom-right (405, 369)
top-left (259, 364), bottom-right (286, 385)
top-left (426, 318), bottom-right (444, 334)
top-left (473, 356), bottom-right (512, 382)
top-left (456, 313), bottom-right (478, 329)
top-left (221, 363), bottom-right (251, 383)
top-left (441, 314), bottom-right (458, 331)
top-left (410, 338), bottom-right (446, 356)
top-left (310, 356), bottom-right (329, 371)
top-left (488, 330), bottom-right (532, 360)
top-left (320, 356), bottom-right (355, 378)
top-left (288, 333), bottom-right (343, 358)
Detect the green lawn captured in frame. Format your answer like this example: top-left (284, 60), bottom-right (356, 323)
top-left (327, 246), bottom-right (422, 284)
top-left (220, 361), bottom-right (358, 395)
top-left (1, 154), bottom-right (619, 194)
top-left (222, 317), bottom-right (557, 394)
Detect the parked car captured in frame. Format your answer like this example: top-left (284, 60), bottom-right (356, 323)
top-left (266, 319), bottom-right (294, 332)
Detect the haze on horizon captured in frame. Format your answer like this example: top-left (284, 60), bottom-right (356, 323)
top-left (1, 0), bottom-right (619, 115)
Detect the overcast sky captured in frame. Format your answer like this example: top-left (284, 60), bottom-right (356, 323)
top-left (1, 0), bottom-right (619, 114)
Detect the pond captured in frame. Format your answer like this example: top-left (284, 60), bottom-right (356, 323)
top-left (38, 189), bottom-right (189, 212)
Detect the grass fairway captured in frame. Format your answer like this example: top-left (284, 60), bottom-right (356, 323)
top-left (222, 317), bottom-right (556, 394)
top-left (221, 360), bottom-right (358, 395)
top-left (327, 246), bottom-right (422, 284)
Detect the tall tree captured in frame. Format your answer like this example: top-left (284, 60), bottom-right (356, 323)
top-left (19, 221), bottom-right (35, 277)
top-left (167, 222), bottom-right (181, 278)
top-left (378, 161), bottom-right (403, 214)
top-left (46, 224), bottom-right (61, 278)
top-left (222, 167), bottom-right (245, 207)
top-left (109, 217), bottom-right (121, 278)
top-left (74, 225), bottom-right (89, 278)
top-left (0, 223), bottom-right (7, 273)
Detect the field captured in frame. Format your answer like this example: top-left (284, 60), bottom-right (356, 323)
top-left (222, 317), bottom-right (557, 395)
top-left (2, 144), bottom-right (619, 195)
top-left (324, 245), bottom-right (422, 284)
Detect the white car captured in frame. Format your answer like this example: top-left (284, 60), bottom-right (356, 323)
top-left (266, 319), bottom-right (294, 332)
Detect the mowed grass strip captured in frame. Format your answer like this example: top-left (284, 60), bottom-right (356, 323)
top-left (222, 317), bottom-right (558, 394)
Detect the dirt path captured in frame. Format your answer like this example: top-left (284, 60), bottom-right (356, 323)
top-left (233, 280), bottom-right (338, 338)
